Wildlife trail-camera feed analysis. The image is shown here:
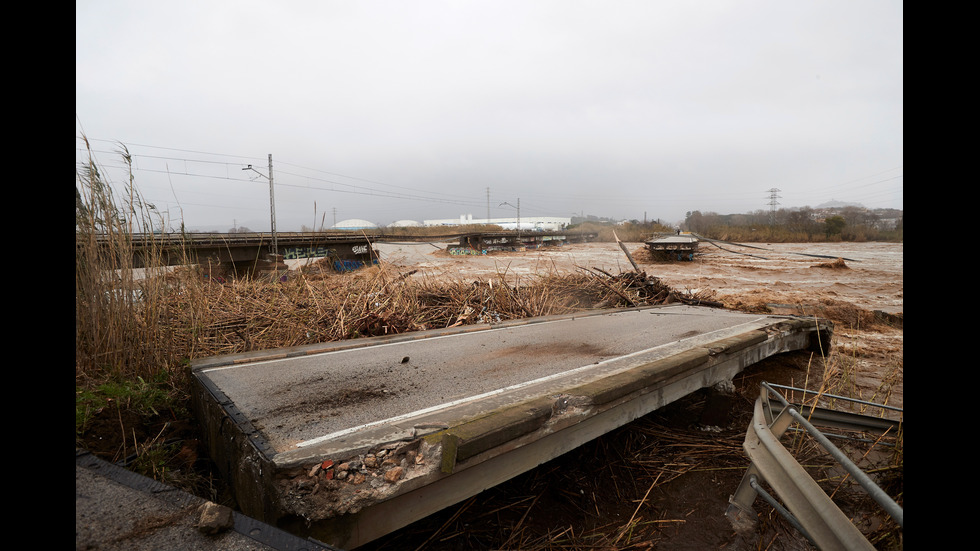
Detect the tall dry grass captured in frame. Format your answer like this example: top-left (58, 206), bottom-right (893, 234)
top-left (75, 137), bottom-right (188, 385)
top-left (155, 259), bottom-right (664, 359)
top-left (75, 138), bottom-right (677, 387)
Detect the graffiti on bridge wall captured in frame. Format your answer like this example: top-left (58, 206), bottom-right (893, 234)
top-left (282, 246), bottom-right (336, 260)
top-left (282, 246), bottom-right (376, 272)
top-left (334, 258), bottom-right (379, 272)
top-left (448, 247), bottom-right (486, 256)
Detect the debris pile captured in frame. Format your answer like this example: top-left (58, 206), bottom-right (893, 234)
top-left (305, 443), bottom-right (424, 488)
top-left (279, 439), bottom-right (434, 520)
top-left (575, 267), bottom-right (719, 308)
top-left (169, 258), bottom-right (716, 357)
top-left (812, 257), bottom-right (850, 269)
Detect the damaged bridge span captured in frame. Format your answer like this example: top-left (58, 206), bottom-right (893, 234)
top-left (191, 305), bottom-right (832, 549)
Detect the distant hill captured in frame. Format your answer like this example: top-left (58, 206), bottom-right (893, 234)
top-left (816, 200), bottom-right (864, 209)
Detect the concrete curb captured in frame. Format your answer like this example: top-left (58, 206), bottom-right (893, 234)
top-left (435, 396), bottom-right (556, 472)
top-left (75, 449), bottom-right (340, 551)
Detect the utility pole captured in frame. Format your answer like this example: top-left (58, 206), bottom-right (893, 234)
top-left (242, 154), bottom-right (278, 259)
top-left (268, 154), bottom-right (277, 257)
top-left (499, 198), bottom-right (521, 245)
top-left (486, 187), bottom-right (490, 223)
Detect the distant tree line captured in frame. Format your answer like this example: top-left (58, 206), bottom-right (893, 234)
top-left (681, 206), bottom-right (902, 242)
top-left (565, 220), bottom-right (675, 242)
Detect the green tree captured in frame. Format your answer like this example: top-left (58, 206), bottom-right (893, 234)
top-left (824, 215), bottom-right (846, 237)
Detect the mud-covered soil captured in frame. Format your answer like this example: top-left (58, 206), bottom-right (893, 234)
top-left (352, 240), bottom-right (903, 550)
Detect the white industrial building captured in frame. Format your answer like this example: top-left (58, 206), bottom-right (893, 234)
top-left (388, 220), bottom-right (423, 228)
top-left (423, 214), bottom-right (571, 231)
top-left (331, 218), bottom-right (379, 230)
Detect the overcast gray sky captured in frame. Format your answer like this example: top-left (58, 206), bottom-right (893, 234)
top-left (76, 0), bottom-right (902, 232)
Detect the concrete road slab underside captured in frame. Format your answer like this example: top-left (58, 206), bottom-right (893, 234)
top-left (191, 304), bottom-right (832, 549)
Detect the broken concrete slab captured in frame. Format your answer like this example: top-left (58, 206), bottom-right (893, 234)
top-left (191, 305), bottom-right (831, 549)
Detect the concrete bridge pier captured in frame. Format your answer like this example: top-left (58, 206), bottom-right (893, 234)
top-left (201, 253), bottom-right (286, 280)
top-left (254, 254), bottom-right (289, 280)
top-left (698, 380), bottom-right (738, 428)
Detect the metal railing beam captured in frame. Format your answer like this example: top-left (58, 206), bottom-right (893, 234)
top-left (728, 382), bottom-right (903, 550)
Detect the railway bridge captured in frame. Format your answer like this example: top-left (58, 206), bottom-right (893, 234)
top-left (81, 229), bottom-right (598, 276)
top-left (116, 232), bottom-right (377, 275)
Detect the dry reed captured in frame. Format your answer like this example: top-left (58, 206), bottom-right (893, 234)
top-left (76, 137), bottom-right (186, 384)
top-left (150, 259), bottom-right (694, 362)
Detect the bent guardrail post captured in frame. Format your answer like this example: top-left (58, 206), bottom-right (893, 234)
top-left (726, 390), bottom-right (797, 531)
top-left (761, 383), bottom-right (904, 529)
top-left (727, 384), bottom-right (885, 551)
top-left (748, 474), bottom-right (814, 544)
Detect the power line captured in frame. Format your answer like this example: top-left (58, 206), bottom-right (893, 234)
top-left (273, 159), bottom-right (478, 202)
top-left (79, 137), bottom-right (267, 164)
top-left (78, 137), bottom-right (902, 225)
top-left (125, 165), bottom-right (486, 208)
top-left (79, 138), bottom-right (483, 206)
top-left (77, 141), bottom-right (488, 209)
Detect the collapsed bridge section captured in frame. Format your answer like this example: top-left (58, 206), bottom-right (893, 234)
top-left (191, 305), bottom-right (831, 549)
top-left (646, 233), bottom-right (699, 261)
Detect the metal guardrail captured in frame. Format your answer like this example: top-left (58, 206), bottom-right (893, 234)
top-left (726, 382), bottom-right (902, 550)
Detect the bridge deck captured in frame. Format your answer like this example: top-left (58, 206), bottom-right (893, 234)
top-left (191, 305), bottom-right (831, 549)
top-left (87, 230), bottom-right (596, 270)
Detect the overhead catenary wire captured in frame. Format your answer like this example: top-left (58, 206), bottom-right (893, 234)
top-left (77, 146), bottom-right (489, 212)
top-left (78, 138), bottom-right (484, 204)
top-left (78, 136), bottom-right (902, 226)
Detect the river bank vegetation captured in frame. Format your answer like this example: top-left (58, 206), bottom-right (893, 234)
top-left (678, 208), bottom-right (903, 243)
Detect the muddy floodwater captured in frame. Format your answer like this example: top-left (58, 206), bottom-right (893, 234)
top-left (371, 240), bottom-right (903, 315)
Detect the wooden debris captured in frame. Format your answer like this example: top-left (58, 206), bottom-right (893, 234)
top-left (613, 230), bottom-right (642, 273)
